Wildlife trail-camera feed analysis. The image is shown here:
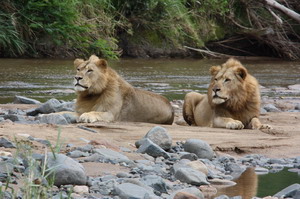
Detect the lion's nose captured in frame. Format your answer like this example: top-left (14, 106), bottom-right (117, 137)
top-left (213, 87), bottom-right (220, 93)
top-left (75, 76), bottom-right (82, 81)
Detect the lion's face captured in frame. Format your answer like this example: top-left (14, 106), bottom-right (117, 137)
top-left (208, 58), bottom-right (248, 106)
top-left (73, 55), bottom-right (108, 94)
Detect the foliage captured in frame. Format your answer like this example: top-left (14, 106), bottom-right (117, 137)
top-left (0, 0), bottom-right (233, 58)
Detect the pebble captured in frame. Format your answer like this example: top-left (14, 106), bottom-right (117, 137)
top-left (183, 139), bottom-right (214, 160)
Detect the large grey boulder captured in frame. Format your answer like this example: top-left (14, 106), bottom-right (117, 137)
top-left (45, 153), bottom-right (87, 186)
top-left (136, 126), bottom-right (172, 151)
top-left (183, 139), bottom-right (214, 160)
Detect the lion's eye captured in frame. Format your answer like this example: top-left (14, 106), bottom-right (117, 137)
top-left (214, 78), bottom-right (218, 81)
top-left (87, 69), bottom-right (93, 73)
top-left (224, 78), bottom-right (231, 82)
top-left (77, 68), bottom-right (80, 71)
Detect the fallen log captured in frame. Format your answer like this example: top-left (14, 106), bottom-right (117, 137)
top-left (264, 0), bottom-right (300, 23)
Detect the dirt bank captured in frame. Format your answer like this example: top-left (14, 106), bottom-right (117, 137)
top-left (0, 104), bottom-right (299, 159)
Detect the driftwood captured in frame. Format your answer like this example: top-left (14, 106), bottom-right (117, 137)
top-left (264, 0), bottom-right (300, 23)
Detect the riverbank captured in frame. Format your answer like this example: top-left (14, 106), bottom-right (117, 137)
top-left (0, 95), bottom-right (300, 198)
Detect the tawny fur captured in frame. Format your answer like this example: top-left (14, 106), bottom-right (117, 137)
top-left (183, 58), bottom-right (268, 130)
top-left (74, 55), bottom-right (174, 124)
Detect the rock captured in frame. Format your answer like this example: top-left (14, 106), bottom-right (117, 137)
top-left (173, 192), bottom-right (202, 199)
top-left (38, 113), bottom-right (69, 125)
top-left (3, 114), bottom-right (26, 123)
top-left (114, 183), bottom-right (157, 199)
top-left (73, 185), bottom-right (89, 194)
top-left (0, 137), bottom-right (16, 148)
top-left (288, 84), bottom-right (300, 90)
top-left (13, 95), bottom-right (41, 104)
top-left (183, 139), bottom-right (214, 160)
top-left (45, 153), bottom-right (87, 186)
top-left (260, 107), bottom-right (267, 114)
top-left (180, 152), bottom-right (198, 161)
top-left (61, 112), bottom-right (77, 123)
top-left (90, 179), bottom-right (116, 195)
top-left (255, 167), bottom-right (269, 175)
top-left (273, 183), bottom-right (300, 198)
top-left (214, 195), bottom-right (230, 199)
top-left (295, 103), bottom-right (300, 110)
top-left (137, 138), bottom-right (170, 159)
top-left (141, 175), bottom-right (168, 194)
top-left (0, 162), bottom-right (14, 174)
top-left (93, 148), bottom-right (131, 164)
top-left (187, 160), bottom-right (209, 175)
top-left (67, 150), bottom-right (89, 158)
top-left (224, 163), bottom-right (246, 179)
top-left (208, 178), bottom-right (236, 187)
top-left (28, 99), bottom-right (74, 116)
top-left (137, 126), bottom-right (172, 151)
top-left (170, 187), bottom-right (204, 199)
top-left (174, 167), bottom-right (209, 186)
top-left (0, 151), bottom-right (12, 157)
top-left (263, 104), bottom-right (281, 112)
top-left (76, 144), bottom-right (93, 152)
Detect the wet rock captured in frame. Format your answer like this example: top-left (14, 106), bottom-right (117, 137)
top-left (45, 153), bottom-right (87, 186)
top-left (273, 183), bottom-right (300, 198)
top-left (170, 187), bottom-right (204, 199)
top-left (38, 113), bottom-right (69, 125)
top-left (263, 104), bottom-right (281, 112)
top-left (183, 139), bottom-right (214, 160)
top-left (114, 183), bottom-right (157, 199)
top-left (92, 148), bottom-right (131, 164)
top-left (13, 95), bottom-right (41, 104)
top-left (136, 126), bottom-right (172, 151)
top-left (137, 138), bottom-right (170, 159)
top-left (0, 137), bottom-right (16, 148)
top-left (174, 167), bottom-right (209, 186)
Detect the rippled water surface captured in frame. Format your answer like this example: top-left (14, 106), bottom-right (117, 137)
top-left (0, 58), bottom-right (300, 103)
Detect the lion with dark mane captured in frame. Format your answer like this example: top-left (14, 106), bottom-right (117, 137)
top-left (73, 55), bottom-right (174, 124)
top-left (183, 58), bottom-right (269, 129)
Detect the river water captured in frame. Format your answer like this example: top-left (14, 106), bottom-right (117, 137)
top-left (0, 58), bottom-right (299, 104)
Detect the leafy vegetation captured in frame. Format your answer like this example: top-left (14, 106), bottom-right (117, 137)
top-left (1, 0), bottom-right (299, 59)
top-left (0, 0), bottom-right (231, 59)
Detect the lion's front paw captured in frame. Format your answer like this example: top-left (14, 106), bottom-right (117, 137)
top-left (226, 120), bottom-right (244, 130)
top-left (78, 112), bottom-right (114, 123)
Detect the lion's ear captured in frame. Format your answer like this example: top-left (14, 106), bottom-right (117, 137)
top-left (210, 66), bottom-right (221, 76)
top-left (89, 55), bottom-right (99, 62)
top-left (235, 67), bottom-right (247, 80)
top-left (95, 59), bottom-right (108, 69)
top-left (74, 59), bottom-right (84, 68)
